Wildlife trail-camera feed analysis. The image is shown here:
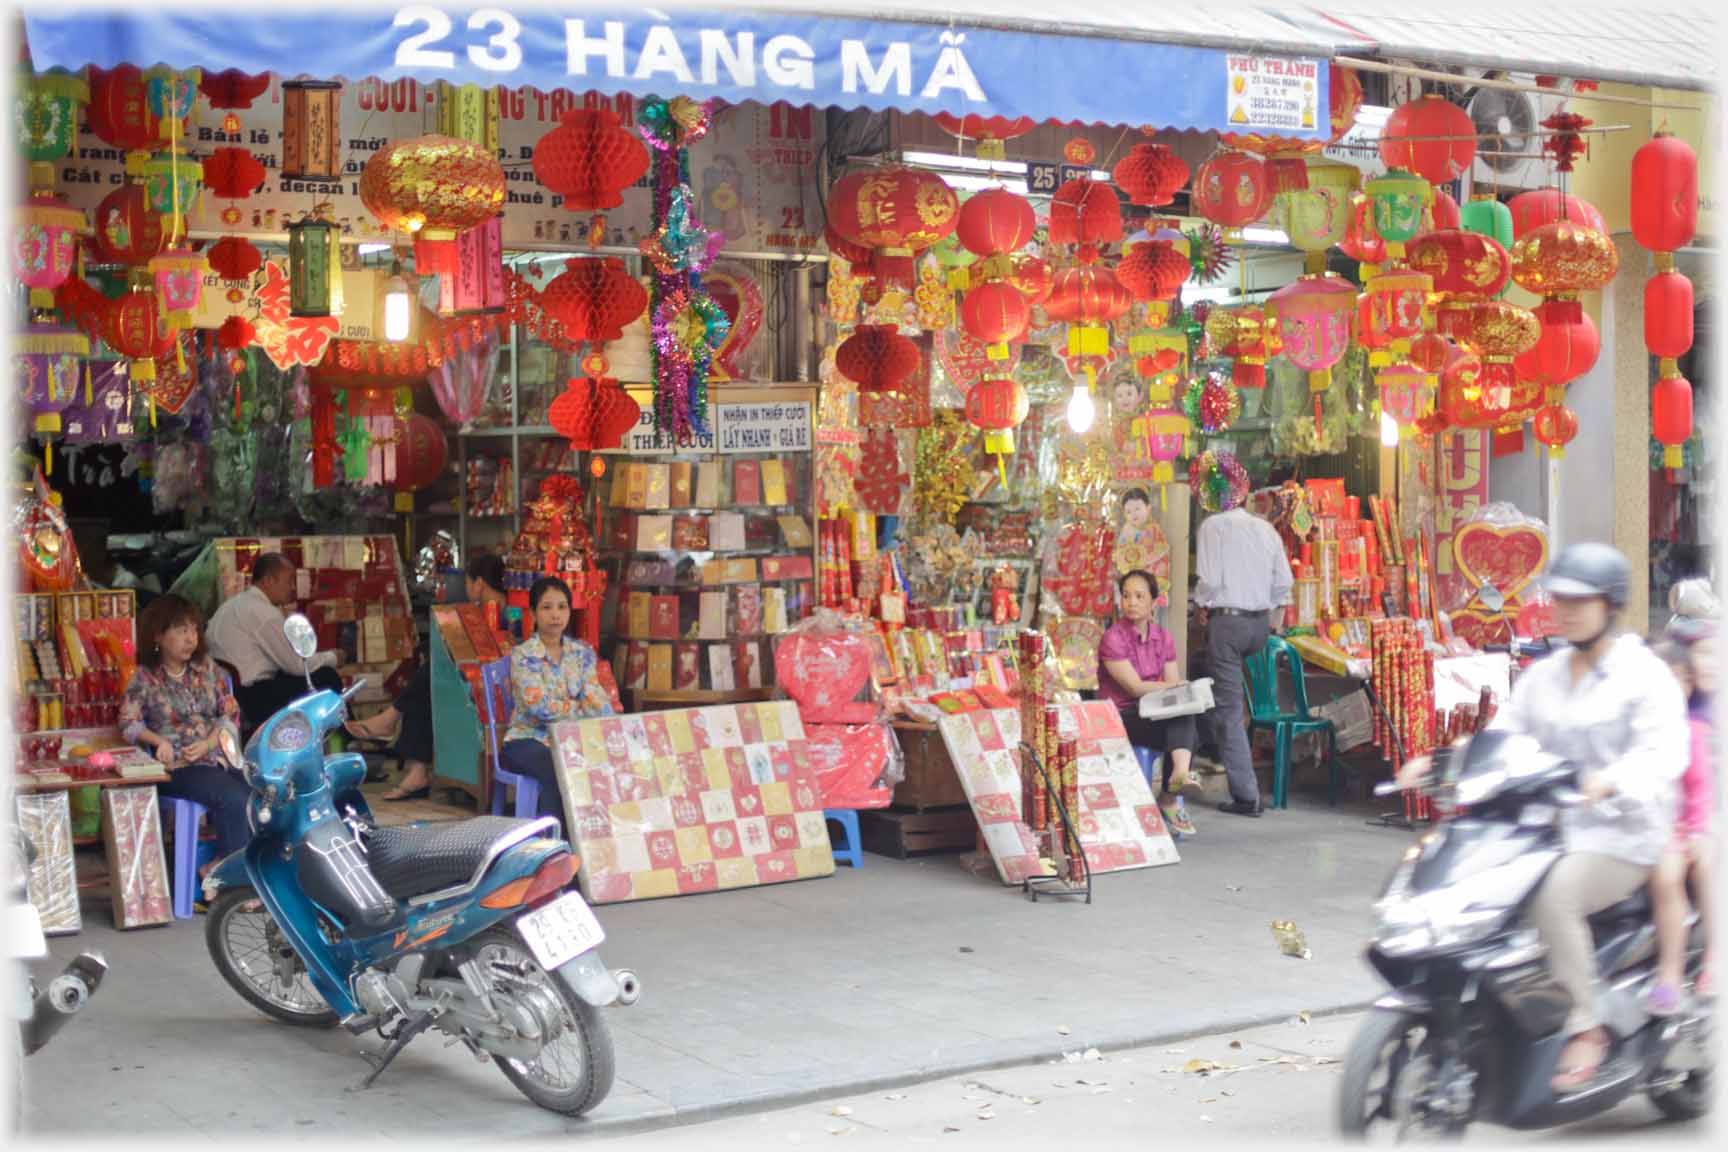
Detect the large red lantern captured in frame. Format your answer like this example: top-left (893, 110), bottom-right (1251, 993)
top-left (1048, 179), bottom-right (1123, 252)
top-left (1508, 189), bottom-right (1606, 238)
top-left (965, 377), bottom-right (1029, 432)
top-left (824, 223), bottom-right (875, 276)
top-left (1380, 95), bottom-right (1476, 185)
top-left (1112, 143), bottom-right (1189, 208)
top-left (87, 65), bottom-right (160, 153)
top-left (837, 325), bottom-right (921, 393)
top-left (1645, 270), bottom-right (1695, 360)
top-left (362, 135), bottom-right (506, 240)
top-left (1407, 229), bottom-right (1510, 339)
top-left (393, 413), bottom-right (449, 495)
top-left (1361, 269), bottom-right (1432, 356)
top-left (93, 181), bottom-right (167, 266)
top-left (827, 166), bottom-right (960, 288)
top-left (956, 188), bottom-right (1035, 267)
top-left (532, 108), bottom-right (651, 213)
top-left (1011, 255), bottom-right (1053, 304)
top-left (105, 286), bottom-right (170, 382)
top-left (204, 147), bottom-right (267, 200)
top-left (1630, 133), bottom-right (1699, 255)
top-left (1516, 298), bottom-right (1599, 390)
top-left (1509, 220), bottom-right (1619, 302)
top-left (539, 257), bottom-right (648, 345)
top-left (1533, 404), bottom-right (1579, 458)
top-left (932, 113), bottom-right (1036, 162)
top-left (1652, 373), bottom-right (1693, 468)
top-left (207, 236), bottom-right (263, 282)
top-left (1192, 150), bottom-right (1270, 229)
top-left (960, 280), bottom-right (1031, 347)
top-left (1045, 265), bottom-right (1132, 326)
top-left (1220, 61), bottom-right (1363, 192)
top-left (1116, 239), bottom-right (1190, 303)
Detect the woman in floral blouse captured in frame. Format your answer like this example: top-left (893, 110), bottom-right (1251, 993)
top-left (501, 576), bottom-right (615, 822)
top-left (120, 594), bottom-right (252, 866)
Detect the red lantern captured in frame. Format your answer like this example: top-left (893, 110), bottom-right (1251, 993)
top-left (1516, 298), bottom-right (1599, 389)
top-left (204, 147), bottom-right (267, 200)
top-left (393, 413), bottom-right (449, 494)
top-left (1439, 347), bottom-right (1511, 429)
top-left (956, 188), bottom-right (1035, 262)
top-left (1380, 95), bottom-right (1476, 185)
top-left (1192, 150), bottom-right (1270, 229)
top-left (532, 109), bottom-right (651, 213)
top-left (1644, 270), bottom-right (1694, 360)
top-left (827, 166), bottom-right (960, 288)
top-left (965, 377), bottom-right (1029, 431)
top-left (1045, 265), bottom-right (1132, 326)
top-left (538, 257), bottom-right (648, 344)
top-left (549, 377), bottom-right (597, 450)
top-left (1407, 229), bottom-right (1510, 339)
top-left (1340, 192), bottom-right (1388, 265)
top-left (1533, 404), bottom-right (1579, 457)
top-left (824, 223), bottom-right (875, 276)
top-left (1508, 189), bottom-right (1606, 238)
top-left (1430, 189), bottom-right (1462, 230)
top-left (1116, 240), bottom-right (1190, 302)
top-left (1112, 143), bottom-right (1189, 208)
top-left (932, 113), bottom-right (1036, 161)
top-left (217, 315), bottom-right (256, 351)
top-left (838, 325), bottom-right (921, 393)
top-left (960, 281), bottom-right (1031, 346)
top-left (1361, 269), bottom-right (1432, 351)
top-left (1653, 372), bottom-right (1693, 467)
top-left (1630, 133), bottom-right (1699, 255)
top-left (93, 182), bottom-right (167, 266)
top-left (105, 288), bottom-right (170, 382)
top-left (1048, 179), bottom-right (1123, 251)
top-left (1010, 255), bottom-right (1053, 304)
top-left (1409, 332), bottom-right (1450, 373)
top-left (591, 377), bottom-right (642, 451)
top-left (87, 65), bottom-right (160, 153)
top-left (207, 236), bottom-right (263, 282)
top-left (362, 135), bottom-right (506, 240)
top-left (199, 70), bottom-right (271, 113)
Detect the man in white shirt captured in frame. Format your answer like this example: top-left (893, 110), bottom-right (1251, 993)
top-left (1193, 503), bottom-right (1294, 816)
top-left (207, 553), bottom-right (343, 730)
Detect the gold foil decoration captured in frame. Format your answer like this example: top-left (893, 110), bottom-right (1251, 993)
top-left (1510, 220), bottom-right (1619, 296)
top-left (1459, 300), bottom-right (1540, 359)
top-left (359, 134), bottom-right (506, 240)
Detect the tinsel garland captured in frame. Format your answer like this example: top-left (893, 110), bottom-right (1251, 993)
top-left (1183, 372), bottom-right (1241, 433)
top-left (1189, 449), bottom-right (1250, 513)
top-left (640, 97), bottom-right (719, 444)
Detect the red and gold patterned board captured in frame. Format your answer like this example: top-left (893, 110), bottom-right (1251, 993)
top-left (937, 701), bottom-right (1180, 886)
top-left (553, 702), bottom-right (836, 904)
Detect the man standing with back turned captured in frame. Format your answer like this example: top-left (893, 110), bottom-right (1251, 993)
top-left (1194, 501), bottom-right (1293, 816)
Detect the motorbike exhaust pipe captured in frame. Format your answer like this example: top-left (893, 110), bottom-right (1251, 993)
top-left (22, 952), bottom-right (107, 1056)
top-left (612, 969), bottom-right (641, 1007)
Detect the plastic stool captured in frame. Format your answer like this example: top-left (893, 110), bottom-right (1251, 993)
top-left (825, 809), bottom-right (863, 868)
top-left (490, 768), bottom-right (541, 820)
top-left (1133, 746), bottom-right (1162, 794)
top-left (168, 797), bottom-right (208, 920)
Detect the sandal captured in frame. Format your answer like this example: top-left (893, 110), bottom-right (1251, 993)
top-left (345, 712), bottom-right (401, 743)
top-left (1551, 1028), bottom-right (1608, 1093)
top-left (1162, 801), bottom-right (1197, 838)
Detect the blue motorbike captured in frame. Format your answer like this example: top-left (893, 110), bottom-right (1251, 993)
top-left (201, 615), bottom-right (639, 1116)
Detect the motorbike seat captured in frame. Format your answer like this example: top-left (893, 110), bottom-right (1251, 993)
top-left (366, 816), bottom-right (550, 901)
top-left (1588, 888), bottom-right (1651, 928)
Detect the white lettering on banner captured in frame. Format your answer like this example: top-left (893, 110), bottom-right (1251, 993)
top-left (635, 25), bottom-right (695, 84)
top-left (566, 19), bottom-right (628, 78)
top-left (713, 402), bottom-right (812, 455)
top-left (700, 30), bottom-right (756, 87)
top-left (923, 31), bottom-right (987, 102)
top-left (467, 8), bottom-right (523, 73)
top-left (394, 7), bottom-right (457, 69)
top-left (842, 40), bottom-right (911, 97)
top-left (763, 35), bottom-right (816, 90)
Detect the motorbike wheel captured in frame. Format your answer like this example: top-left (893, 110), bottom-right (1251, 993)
top-left (1650, 1070), bottom-right (1712, 1122)
top-left (205, 889), bottom-right (338, 1029)
top-left (1339, 1008), bottom-right (1461, 1141)
top-left (468, 928), bottom-right (615, 1116)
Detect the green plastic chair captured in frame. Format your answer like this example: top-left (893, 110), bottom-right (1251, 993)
top-left (1243, 636), bottom-right (1341, 809)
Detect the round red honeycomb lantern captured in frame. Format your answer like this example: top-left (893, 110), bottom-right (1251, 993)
top-left (591, 378), bottom-right (643, 451)
top-left (539, 257), bottom-right (648, 345)
top-left (1112, 143), bottom-right (1189, 208)
top-left (1045, 265), bottom-right (1132, 327)
top-left (1116, 240), bottom-right (1190, 303)
top-left (207, 236), bottom-right (263, 282)
top-left (216, 315), bottom-right (256, 351)
top-left (837, 325), bottom-right (921, 393)
top-left (548, 377), bottom-right (597, 451)
top-left (532, 108), bottom-right (651, 213)
top-left (827, 167), bottom-right (959, 288)
top-left (1380, 95), bottom-right (1476, 185)
top-left (1048, 179), bottom-right (1123, 251)
top-left (1192, 150), bottom-right (1270, 229)
top-left (204, 147), bottom-right (268, 200)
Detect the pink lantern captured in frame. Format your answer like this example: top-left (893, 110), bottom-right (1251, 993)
top-left (437, 215), bottom-right (506, 316)
top-left (149, 248), bottom-right (208, 331)
top-left (428, 331), bottom-right (499, 425)
top-left (14, 192), bottom-right (85, 311)
top-left (1378, 361), bottom-right (1435, 435)
top-left (1269, 273), bottom-right (1356, 393)
top-left (1143, 408), bottom-right (1189, 488)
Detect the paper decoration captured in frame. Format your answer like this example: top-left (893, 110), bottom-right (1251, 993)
top-left (804, 723), bottom-right (897, 809)
top-left (774, 631), bottom-right (872, 718)
top-left (16, 792), bottom-right (81, 935)
top-left (553, 702), bottom-right (836, 904)
top-left (1448, 513), bottom-right (1550, 649)
top-left (854, 426), bottom-right (909, 515)
top-left (102, 785), bottom-right (173, 929)
top-left (1040, 520), bottom-right (1118, 619)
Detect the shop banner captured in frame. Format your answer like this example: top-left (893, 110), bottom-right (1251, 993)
top-left (23, 5), bottom-right (1325, 139)
top-left (713, 400), bottom-right (811, 455)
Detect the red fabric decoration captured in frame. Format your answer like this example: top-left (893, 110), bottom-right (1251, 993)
top-left (960, 280), bottom-right (1031, 345)
top-left (1116, 239), bottom-right (1190, 302)
top-left (216, 315), bottom-right (256, 350)
top-left (1047, 179), bottom-right (1123, 250)
top-left (1045, 265), bottom-right (1132, 326)
top-left (1192, 150), bottom-right (1270, 229)
top-left (538, 257), bottom-right (648, 345)
top-left (93, 183), bottom-right (167, 266)
top-left (1631, 133), bottom-right (1699, 254)
top-left (1112, 143), bottom-right (1190, 207)
top-left (824, 223), bottom-right (875, 273)
top-left (87, 65), bottom-right (160, 152)
top-left (1508, 189), bottom-right (1605, 239)
top-left (1516, 298), bottom-right (1599, 389)
top-left (956, 188), bottom-right (1035, 260)
top-left (1541, 111), bottom-right (1593, 174)
top-left (827, 166), bottom-right (960, 288)
top-left (393, 413), bottom-right (449, 493)
top-left (532, 108), bottom-right (651, 213)
top-left (837, 325), bottom-right (921, 393)
top-left (1645, 270), bottom-right (1694, 360)
top-left (1380, 95), bottom-right (1476, 185)
top-left (204, 147), bottom-right (267, 200)
top-left (549, 377), bottom-right (597, 450)
top-left (199, 70), bottom-right (271, 109)
top-left (207, 236), bottom-right (263, 281)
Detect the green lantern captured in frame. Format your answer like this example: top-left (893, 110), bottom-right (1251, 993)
top-left (1365, 168), bottom-right (1432, 251)
top-left (14, 71), bottom-right (89, 163)
top-left (288, 212), bottom-right (345, 318)
top-left (142, 152), bottom-right (205, 226)
top-left (1461, 194), bottom-right (1514, 298)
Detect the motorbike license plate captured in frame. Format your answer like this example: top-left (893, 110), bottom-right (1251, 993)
top-left (516, 892), bottom-right (606, 971)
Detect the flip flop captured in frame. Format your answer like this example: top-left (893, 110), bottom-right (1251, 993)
top-left (1551, 1030), bottom-right (1608, 1092)
top-left (381, 785), bottom-right (431, 803)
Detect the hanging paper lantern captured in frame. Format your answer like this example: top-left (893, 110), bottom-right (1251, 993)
top-left (207, 235), bottom-right (263, 282)
top-left (1516, 298), bottom-right (1600, 389)
top-left (15, 72), bottom-right (88, 163)
top-left (143, 67), bottom-right (199, 140)
top-left (287, 212), bottom-right (343, 318)
top-left (1269, 273), bottom-right (1356, 393)
top-left (88, 65), bottom-right (161, 153)
top-left (216, 315), bottom-right (256, 351)
top-left (199, 69), bottom-right (271, 128)
top-left (837, 325), bottom-right (921, 393)
top-left (1509, 220), bottom-right (1619, 301)
top-left (548, 376), bottom-right (598, 450)
top-left (533, 108), bottom-right (651, 213)
top-left (1048, 178), bottom-right (1124, 252)
top-left (956, 187), bottom-right (1036, 278)
top-left (965, 377), bottom-right (1030, 454)
top-left (1508, 188), bottom-right (1606, 238)
top-left (437, 216), bottom-right (507, 316)
top-left (1366, 169), bottom-right (1433, 255)
top-left (1220, 61), bottom-right (1364, 192)
top-left (1378, 361), bottom-right (1436, 434)
top-left (827, 166), bottom-right (960, 289)
top-left (92, 180), bottom-right (167, 266)
top-left (362, 134), bottom-right (506, 240)
top-left (1277, 160), bottom-right (1358, 271)
top-left (1192, 149), bottom-right (1270, 229)
top-left (1205, 306), bottom-right (1278, 389)
top-left (1645, 269), bottom-right (1694, 360)
top-left (1010, 255), bottom-right (1053, 304)
top-left (149, 247), bottom-right (208, 331)
top-left (1430, 189), bottom-right (1462, 231)
top-left (1380, 95), bottom-right (1476, 185)
top-left (1361, 269), bottom-right (1433, 357)
top-left (1409, 331), bottom-right (1450, 373)
top-left (16, 323), bottom-right (88, 441)
top-left (105, 285), bottom-right (169, 382)
top-left (960, 280), bottom-right (1031, 348)
top-left (1652, 371), bottom-right (1693, 468)
top-left (1045, 265), bottom-right (1133, 327)
top-left (1407, 229), bottom-right (1511, 339)
top-left (539, 256), bottom-right (648, 344)
top-left (281, 80), bottom-right (344, 180)
top-left (1631, 133), bottom-right (1699, 254)
top-left (1461, 194), bottom-right (1514, 250)
top-left (1115, 239), bottom-right (1190, 304)
top-left (142, 152), bottom-right (204, 225)
top-left (933, 113), bottom-right (1036, 161)
top-left (1112, 143), bottom-right (1190, 208)
top-left (591, 376), bottom-right (642, 451)
top-left (1340, 192), bottom-right (1388, 266)
top-left (204, 147), bottom-right (267, 201)
top-left (13, 191), bottom-right (84, 310)
top-left (432, 81), bottom-right (502, 152)
top-left (1533, 404), bottom-right (1579, 458)
top-left (1143, 408), bottom-right (1190, 487)
top-left (1183, 373), bottom-right (1241, 433)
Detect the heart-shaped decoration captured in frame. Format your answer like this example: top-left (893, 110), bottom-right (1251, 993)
top-left (704, 261), bottom-right (764, 381)
top-left (1452, 520), bottom-right (1548, 615)
top-left (774, 632), bottom-right (872, 718)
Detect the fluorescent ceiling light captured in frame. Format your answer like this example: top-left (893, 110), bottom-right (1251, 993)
top-left (1240, 227), bottom-right (1291, 246)
top-left (903, 150), bottom-right (1028, 175)
top-left (358, 242), bottom-right (392, 255)
top-left (944, 174), bottom-right (1030, 195)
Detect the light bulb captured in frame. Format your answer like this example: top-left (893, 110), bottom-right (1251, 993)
top-left (1380, 409), bottom-right (1400, 448)
top-left (1066, 383), bottom-right (1096, 434)
top-left (383, 275), bottom-right (411, 343)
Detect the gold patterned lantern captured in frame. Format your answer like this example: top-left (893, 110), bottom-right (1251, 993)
top-left (361, 134), bottom-right (507, 240)
top-left (1457, 299), bottom-right (1541, 422)
top-left (434, 82), bottom-right (502, 152)
top-left (1509, 220), bottom-right (1619, 299)
top-left (282, 80), bottom-right (344, 180)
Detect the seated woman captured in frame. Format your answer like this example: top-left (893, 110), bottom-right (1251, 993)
top-left (1097, 569), bottom-right (1199, 837)
top-left (345, 553), bottom-right (508, 801)
top-left (119, 594), bottom-right (252, 869)
top-left (500, 576), bottom-right (615, 822)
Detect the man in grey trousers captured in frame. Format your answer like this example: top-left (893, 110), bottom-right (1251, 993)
top-left (1193, 502), bottom-right (1294, 816)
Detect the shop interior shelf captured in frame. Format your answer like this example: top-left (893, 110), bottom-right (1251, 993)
top-left (634, 688), bottom-right (776, 706)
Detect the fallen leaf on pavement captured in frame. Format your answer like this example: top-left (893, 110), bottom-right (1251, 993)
top-left (1021, 1097), bottom-right (1042, 1106)
top-left (1297, 1011), bottom-right (1312, 1025)
top-left (1056, 1025), bottom-right (1072, 1035)
top-left (1199, 1097), bottom-right (1217, 1104)
top-left (831, 1107), bottom-right (853, 1117)
top-left (1184, 1059), bottom-right (1233, 1075)
top-left (976, 1113), bottom-right (995, 1121)
top-left (1229, 1041), bottom-right (1243, 1050)
top-left (1083, 1048), bottom-right (1103, 1062)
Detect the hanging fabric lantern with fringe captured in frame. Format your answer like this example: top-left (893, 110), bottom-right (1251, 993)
top-left (1269, 273), bottom-right (1355, 396)
top-left (1276, 160), bottom-right (1358, 273)
top-left (361, 134), bottom-right (506, 240)
top-left (827, 166), bottom-right (960, 289)
top-left (14, 189), bottom-right (85, 311)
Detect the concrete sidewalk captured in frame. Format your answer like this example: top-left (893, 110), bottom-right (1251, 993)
top-left (22, 800), bottom-right (1412, 1138)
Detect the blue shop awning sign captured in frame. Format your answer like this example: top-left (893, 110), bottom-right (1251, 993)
top-left (22, 4), bottom-right (1330, 138)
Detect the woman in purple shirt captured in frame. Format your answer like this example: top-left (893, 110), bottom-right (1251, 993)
top-left (1097, 570), bottom-right (1198, 836)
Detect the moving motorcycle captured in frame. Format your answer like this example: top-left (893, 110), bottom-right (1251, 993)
top-left (1338, 730), bottom-right (1712, 1138)
top-left (201, 615), bottom-right (638, 1116)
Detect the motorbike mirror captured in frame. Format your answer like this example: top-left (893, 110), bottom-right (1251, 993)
top-left (283, 614), bottom-right (318, 660)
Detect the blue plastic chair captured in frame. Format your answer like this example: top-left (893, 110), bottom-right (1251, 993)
top-left (1243, 636), bottom-right (1341, 809)
top-left (824, 809), bottom-right (863, 868)
top-left (481, 656), bottom-right (541, 820)
top-left (167, 796), bottom-right (207, 920)
top-left (1132, 746), bottom-right (1163, 795)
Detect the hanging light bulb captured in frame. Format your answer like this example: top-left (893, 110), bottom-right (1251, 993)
top-left (383, 269), bottom-right (413, 343)
top-left (1066, 382), bottom-right (1096, 434)
top-left (1380, 408), bottom-right (1400, 448)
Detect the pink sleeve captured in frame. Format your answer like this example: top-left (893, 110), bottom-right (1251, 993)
top-left (1097, 622), bottom-right (1130, 663)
